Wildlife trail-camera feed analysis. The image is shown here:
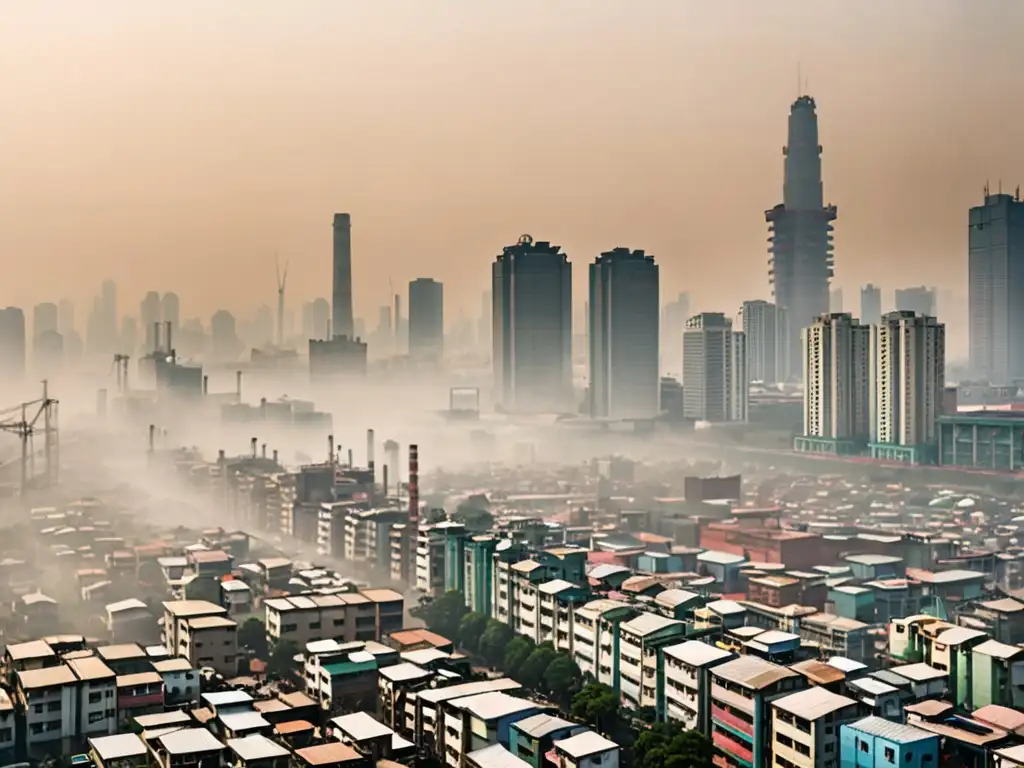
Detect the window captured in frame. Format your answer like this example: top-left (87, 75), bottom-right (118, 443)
top-left (46, 702), bottom-right (61, 712)
top-left (884, 746), bottom-right (895, 763)
top-left (88, 692), bottom-right (102, 704)
top-left (88, 712), bottom-right (105, 724)
top-left (33, 704), bottom-right (43, 714)
top-left (860, 739), bottom-right (869, 753)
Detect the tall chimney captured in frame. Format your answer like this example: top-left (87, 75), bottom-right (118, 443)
top-left (383, 465), bottom-right (389, 497)
top-left (272, 449), bottom-right (279, 464)
top-left (236, 370), bottom-right (242, 400)
top-left (347, 448), bottom-right (353, 468)
top-left (261, 443), bottom-right (267, 459)
top-left (408, 444), bottom-right (419, 524)
top-left (148, 424), bottom-right (155, 453)
top-left (203, 375), bottom-right (209, 395)
top-left (153, 322), bottom-right (161, 353)
top-left (328, 434), bottom-right (335, 466)
top-left (165, 320), bottom-right (173, 361)
top-left (366, 429), bottom-right (375, 477)
top-left (251, 437), bottom-right (258, 458)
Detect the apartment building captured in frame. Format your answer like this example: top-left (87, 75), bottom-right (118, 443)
top-left (839, 717), bottom-right (939, 768)
top-left (417, 522), bottom-right (466, 596)
top-left (770, 686), bottom-right (860, 768)
top-left (440, 692), bottom-right (544, 768)
top-left (710, 656), bottom-right (805, 768)
top-left (551, 731), bottom-right (620, 768)
top-left (378, 662), bottom-right (432, 734)
top-left (537, 579), bottom-right (588, 652)
top-left (663, 640), bottom-right (734, 732)
top-left (264, 590), bottom-right (403, 647)
top-left (67, 657), bottom-right (118, 739)
top-left (570, 599), bottom-right (635, 688)
top-left (151, 657), bottom-right (201, 708)
top-left (618, 613), bottom-right (685, 713)
top-left (414, 679), bottom-right (522, 758)
top-left (796, 614), bottom-right (874, 665)
top-left (0, 690), bottom-right (14, 760)
top-left (162, 600), bottom-right (228, 654)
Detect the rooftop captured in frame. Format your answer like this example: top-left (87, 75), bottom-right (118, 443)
top-left (156, 728), bottom-right (225, 755)
top-left (888, 663), bottom-right (947, 683)
top-left (773, 687), bottom-right (857, 720)
top-left (162, 599), bottom-right (227, 618)
top-left (89, 733), bottom-right (148, 761)
top-left (331, 711), bottom-right (392, 740)
top-left (96, 643), bottom-right (146, 661)
top-left (387, 628), bottom-right (450, 648)
top-left (294, 742), bottom-right (361, 766)
top-left (227, 734), bottom-right (290, 762)
top-left (850, 716), bottom-right (937, 744)
top-left (663, 640), bottom-right (734, 667)
top-left (5, 639), bottom-right (55, 661)
top-left (512, 713), bottom-right (577, 739)
top-left (555, 731), bottom-right (618, 759)
top-left (67, 657), bottom-right (116, 683)
top-left (467, 743), bottom-right (533, 768)
top-left (712, 656), bottom-right (797, 690)
top-left (454, 691), bottom-right (539, 720)
top-left (622, 612), bottom-right (682, 638)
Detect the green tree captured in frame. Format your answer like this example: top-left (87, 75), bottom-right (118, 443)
top-left (544, 653), bottom-right (583, 706)
top-left (571, 682), bottom-right (620, 732)
top-left (479, 620), bottom-right (515, 667)
top-left (503, 636), bottom-right (535, 678)
top-left (238, 617), bottom-right (269, 659)
top-left (634, 723), bottom-right (713, 768)
top-left (411, 590), bottom-right (469, 642)
top-left (267, 639), bottom-right (301, 683)
top-left (458, 612), bottom-right (490, 654)
top-left (518, 645), bottom-right (557, 691)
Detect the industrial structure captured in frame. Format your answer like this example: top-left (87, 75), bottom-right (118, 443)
top-left (332, 213), bottom-right (354, 341)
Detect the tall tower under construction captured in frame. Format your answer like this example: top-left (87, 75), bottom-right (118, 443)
top-left (332, 213), bottom-right (354, 339)
top-left (766, 95), bottom-right (837, 376)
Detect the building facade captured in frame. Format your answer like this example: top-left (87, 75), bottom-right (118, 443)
top-left (796, 313), bottom-right (870, 455)
top-left (894, 286), bottom-right (936, 317)
top-left (492, 235), bottom-right (573, 413)
top-left (332, 213), bottom-right (354, 340)
top-left (860, 284), bottom-right (882, 325)
top-left (870, 311), bottom-right (945, 464)
top-left (588, 248), bottom-right (660, 420)
top-left (408, 278), bottom-right (444, 364)
top-left (740, 300), bottom-right (789, 384)
top-left (683, 313), bottom-right (748, 422)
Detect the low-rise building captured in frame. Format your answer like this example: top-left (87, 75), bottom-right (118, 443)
top-left (440, 691), bottom-right (544, 768)
top-left (618, 613), bottom-right (685, 713)
top-left (116, 671), bottom-right (165, 726)
top-left (840, 716), bottom-right (939, 768)
top-left (264, 592), bottom-right (390, 647)
top-left (770, 686), bottom-right (861, 768)
top-left (178, 614), bottom-right (238, 677)
top-left (89, 732), bottom-right (149, 768)
top-left (550, 731), bottom-right (620, 768)
top-left (508, 714), bottom-right (586, 768)
top-left (663, 640), bottom-right (734, 732)
top-left (152, 657), bottom-right (202, 707)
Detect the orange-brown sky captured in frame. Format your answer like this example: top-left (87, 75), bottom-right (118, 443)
top-left (1, 1), bottom-right (1022, 349)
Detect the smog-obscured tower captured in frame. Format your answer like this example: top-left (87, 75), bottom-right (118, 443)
top-left (492, 235), bottom-right (572, 413)
top-left (332, 213), bottom-right (354, 339)
top-left (767, 95), bottom-right (836, 372)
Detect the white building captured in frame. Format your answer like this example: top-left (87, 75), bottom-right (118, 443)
top-left (771, 686), bottom-right (861, 768)
top-left (798, 312), bottom-right (871, 452)
top-left (870, 310), bottom-right (945, 462)
top-left (683, 313), bottom-right (747, 422)
top-left (440, 691), bottom-right (541, 768)
top-left (618, 614), bottom-right (685, 711)
top-left (552, 731), bottom-right (620, 768)
top-left (416, 522), bottom-right (464, 596)
top-left (151, 657), bottom-right (201, 708)
top-left (740, 300), bottom-right (789, 384)
top-left (663, 640), bottom-right (734, 731)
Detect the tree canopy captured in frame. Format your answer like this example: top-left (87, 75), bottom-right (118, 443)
top-left (411, 590), bottom-right (469, 642)
top-left (633, 723), bottom-right (713, 768)
top-left (238, 617), bottom-right (269, 659)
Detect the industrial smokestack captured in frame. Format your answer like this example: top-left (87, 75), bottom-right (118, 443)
top-left (328, 434), bottom-right (335, 465)
top-left (261, 443), bottom-right (267, 459)
top-left (165, 321), bottom-right (173, 361)
top-left (203, 375), bottom-right (208, 395)
top-left (348, 448), bottom-right (353, 468)
top-left (251, 437), bottom-right (258, 458)
top-left (236, 370), bottom-right (243, 400)
top-left (409, 444), bottom-right (419, 524)
top-left (153, 322), bottom-right (160, 353)
top-left (272, 449), bottom-right (278, 465)
top-left (367, 429), bottom-right (375, 477)
top-left (148, 424), bottom-right (155, 453)
top-left (218, 449), bottom-right (225, 462)
top-left (383, 465), bottom-right (389, 497)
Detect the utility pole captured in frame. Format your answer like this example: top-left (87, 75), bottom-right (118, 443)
top-left (43, 380), bottom-right (52, 487)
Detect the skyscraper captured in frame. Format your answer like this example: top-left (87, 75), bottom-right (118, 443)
top-left (682, 313), bottom-right (747, 422)
top-left (796, 313), bottom-right (870, 455)
top-left (894, 286), bottom-right (936, 317)
top-left (408, 278), bottom-right (444, 364)
top-left (210, 310), bottom-right (242, 361)
top-left (302, 298), bottom-right (330, 340)
top-left (141, 291), bottom-right (162, 351)
top-left (660, 292), bottom-right (690, 377)
top-left (969, 191), bottom-right (1024, 382)
top-left (870, 311), bottom-right (944, 464)
top-left (0, 307), bottom-right (26, 381)
top-left (332, 213), bottom-right (354, 339)
top-left (739, 300), bottom-right (789, 384)
top-left (58, 299), bottom-right (75, 337)
top-left (33, 303), bottom-right (59, 337)
top-left (860, 284), bottom-right (882, 325)
top-left (766, 95), bottom-right (837, 374)
top-left (589, 248), bottom-right (659, 420)
top-left (492, 235), bottom-right (572, 413)
top-left (830, 288), bottom-right (844, 313)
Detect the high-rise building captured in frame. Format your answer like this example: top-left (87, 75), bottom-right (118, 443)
top-left (660, 292), bottom-right (690, 377)
top-left (796, 313), bottom-right (870, 455)
top-left (969, 191), bottom-right (1024, 383)
top-left (141, 291), bottom-right (162, 351)
top-left (682, 313), bottom-right (747, 422)
top-left (0, 307), bottom-right (26, 381)
top-left (32, 303), bottom-right (59, 337)
top-left (589, 248), bottom-right (660, 420)
top-left (870, 311), bottom-right (945, 464)
top-left (477, 290), bottom-right (491, 353)
top-left (860, 284), bottom-right (882, 325)
top-left (162, 292), bottom-right (180, 342)
top-left (408, 278), bottom-right (444, 364)
top-left (302, 298), bottom-right (331, 340)
top-left (210, 310), bottom-right (242, 361)
top-left (894, 286), bottom-right (936, 317)
top-left (739, 300), bottom-right (789, 384)
top-left (99, 280), bottom-right (117, 352)
top-left (120, 316), bottom-right (137, 356)
top-left (492, 235), bottom-right (572, 413)
top-left (766, 95), bottom-right (837, 375)
top-left (332, 213), bottom-right (354, 340)
top-left (58, 299), bottom-right (75, 337)
top-left (830, 288), bottom-right (844, 313)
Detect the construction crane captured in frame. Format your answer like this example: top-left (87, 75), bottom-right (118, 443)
top-left (276, 255), bottom-right (290, 348)
top-left (0, 380), bottom-right (59, 496)
top-left (111, 353), bottom-right (131, 392)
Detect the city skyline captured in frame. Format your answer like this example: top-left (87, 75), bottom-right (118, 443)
top-left (1, 2), bottom-right (1020, 354)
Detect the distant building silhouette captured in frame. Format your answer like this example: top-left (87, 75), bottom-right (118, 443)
top-left (162, 292), bottom-right (180, 341)
top-left (309, 335), bottom-right (367, 379)
top-left (303, 298), bottom-right (331, 341)
top-left (660, 292), bottom-right (690, 378)
top-left (492, 235), bottom-right (572, 414)
top-left (767, 94), bottom-right (836, 375)
top-left (860, 284), bottom-right (882, 325)
top-left (210, 310), bottom-right (243, 361)
top-left (589, 248), bottom-right (659, 419)
top-left (894, 286), bottom-right (936, 317)
top-left (0, 307), bottom-right (26, 381)
top-left (141, 291), bottom-right (162, 351)
top-left (408, 278), bottom-right (444, 364)
top-left (969, 190), bottom-right (1024, 383)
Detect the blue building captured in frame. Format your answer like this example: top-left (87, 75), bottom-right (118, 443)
top-left (508, 713), bottom-right (586, 767)
top-left (840, 716), bottom-right (939, 768)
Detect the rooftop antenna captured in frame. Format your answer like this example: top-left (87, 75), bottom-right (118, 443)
top-left (275, 253), bottom-right (290, 348)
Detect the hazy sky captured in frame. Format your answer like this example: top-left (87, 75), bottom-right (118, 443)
top-left (1, 1), bottom-right (1022, 342)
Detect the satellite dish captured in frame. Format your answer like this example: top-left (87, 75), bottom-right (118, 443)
top-left (518, 234), bottom-right (534, 246)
